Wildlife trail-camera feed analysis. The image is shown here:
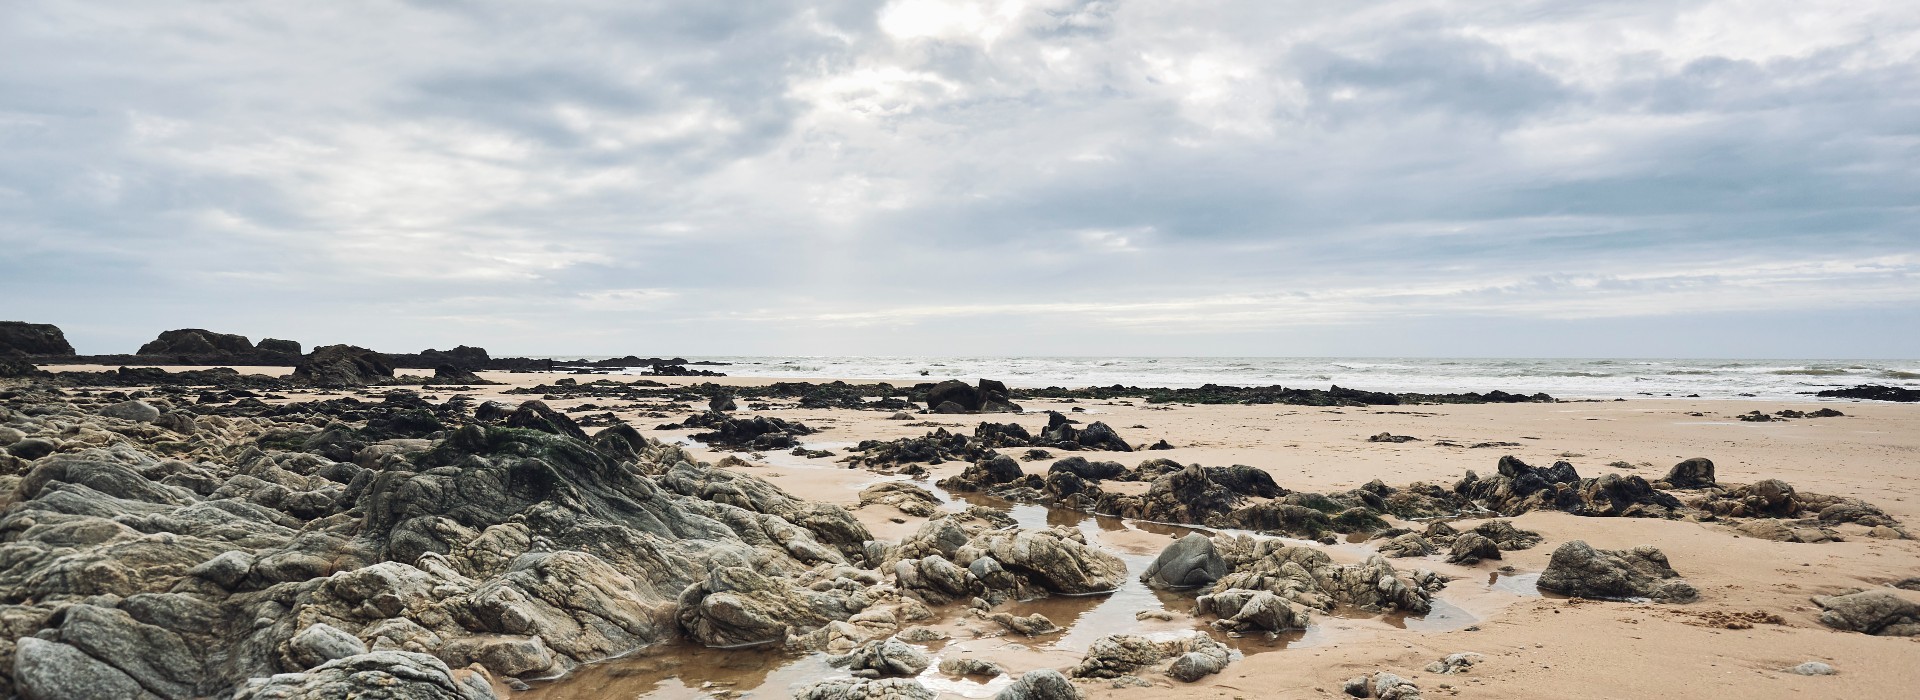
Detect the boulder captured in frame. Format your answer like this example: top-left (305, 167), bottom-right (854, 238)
top-left (293, 345), bottom-right (395, 387)
top-left (836, 638), bottom-right (930, 677)
top-left (1445, 533), bottom-right (1501, 564)
top-left (955, 528), bottom-right (1128, 595)
top-left (993, 669), bottom-right (1081, 700)
top-left (1141, 534), bottom-right (1230, 589)
top-left (1661, 458), bottom-right (1715, 488)
top-left (137, 328), bottom-right (255, 356)
top-left (1811, 590), bottom-right (1920, 636)
top-left (1536, 541), bottom-right (1697, 602)
top-left (99, 399), bottom-right (162, 423)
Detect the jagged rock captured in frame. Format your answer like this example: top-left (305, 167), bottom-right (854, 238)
top-left (796, 677), bottom-right (936, 700)
top-left (1206, 536), bottom-right (1434, 614)
top-left (293, 345), bottom-right (395, 387)
top-left (953, 528), bottom-right (1127, 595)
top-left (1372, 673), bottom-right (1422, 700)
top-left (985, 612), bottom-right (1058, 636)
top-left (0, 321), bottom-right (74, 355)
top-left (1811, 590), bottom-right (1920, 636)
top-left (940, 657), bottom-right (1005, 677)
top-left (1141, 534), bottom-right (1230, 590)
top-left (835, 638), bottom-right (930, 677)
top-left (677, 565), bottom-right (861, 647)
top-left (256, 338), bottom-right (302, 355)
top-left (1039, 413), bottom-right (1130, 452)
top-left (138, 329), bottom-right (255, 356)
top-left (1465, 520), bottom-right (1543, 550)
top-left (1734, 519), bottom-right (1841, 543)
top-left (859, 482), bottom-right (942, 517)
top-left (230, 651), bottom-right (498, 699)
top-left (1445, 533), bottom-right (1501, 564)
top-left (283, 622), bottom-right (369, 670)
top-left (1536, 541), bottom-right (1697, 602)
top-left (1425, 652), bottom-right (1484, 674)
top-left (938, 454), bottom-right (1026, 492)
top-left (1196, 588), bottom-right (1307, 632)
top-left (992, 668), bottom-right (1081, 700)
top-left (1661, 458), bottom-right (1715, 488)
top-left (1069, 634), bottom-right (1230, 682)
top-left (684, 411), bottom-right (815, 451)
top-left (13, 637), bottom-right (162, 700)
top-left (1377, 532), bottom-right (1434, 558)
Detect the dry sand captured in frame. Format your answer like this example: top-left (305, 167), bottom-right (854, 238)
top-left (50, 366), bottom-right (1920, 698)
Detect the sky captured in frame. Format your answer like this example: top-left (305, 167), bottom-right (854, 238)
top-left (2, 0), bottom-right (1917, 358)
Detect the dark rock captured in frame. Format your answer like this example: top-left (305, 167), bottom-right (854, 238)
top-left (1661, 457), bottom-right (1715, 488)
top-left (0, 321), bottom-right (74, 356)
top-left (292, 345), bottom-right (395, 387)
top-left (1811, 590), bottom-right (1920, 636)
top-left (1536, 540), bottom-right (1697, 602)
top-left (1813, 385), bottom-right (1920, 402)
top-left (138, 328), bottom-right (255, 356)
top-left (1141, 534), bottom-right (1230, 589)
top-left (255, 338), bottom-right (302, 355)
top-left (1445, 533), bottom-right (1500, 564)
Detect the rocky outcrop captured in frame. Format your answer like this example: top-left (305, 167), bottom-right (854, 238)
top-left (1659, 458), bottom-right (1715, 489)
top-left (992, 669), bottom-right (1082, 700)
top-left (137, 329), bottom-right (256, 357)
top-left (796, 677), bottom-right (935, 700)
top-left (292, 345), bottom-right (395, 387)
top-left (936, 454), bottom-right (1026, 492)
top-left (0, 322), bottom-right (73, 356)
top-left (1455, 457), bottom-right (1682, 518)
top-left (1811, 590), bottom-right (1920, 636)
top-left (0, 387), bottom-right (885, 695)
top-left (1069, 634), bottom-right (1231, 682)
top-left (682, 411), bottom-right (816, 451)
top-left (1814, 385), bottom-right (1920, 402)
top-left (1536, 541), bottom-right (1697, 602)
top-left (1037, 413), bottom-right (1131, 452)
top-left (921, 379), bottom-right (1021, 414)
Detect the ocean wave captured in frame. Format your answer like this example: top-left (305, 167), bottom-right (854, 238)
top-left (1881, 370), bottom-right (1920, 380)
top-left (1769, 368), bottom-right (1855, 376)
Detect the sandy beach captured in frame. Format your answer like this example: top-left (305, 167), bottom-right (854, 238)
top-left (26, 365), bottom-right (1913, 699)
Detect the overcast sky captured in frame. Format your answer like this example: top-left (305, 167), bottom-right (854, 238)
top-left (3, 1), bottom-right (1916, 357)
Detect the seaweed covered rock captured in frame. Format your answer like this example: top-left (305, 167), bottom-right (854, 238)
top-left (1536, 541), bottom-right (1697, 602)
top-left (937, 453), bottom-right (1026, 492)
top-left (683, 411), bottom-right (815, 451)
top-left (1039, 412), bottom-right (1130, 452)
top-left (1659, 458), bottom-right (1716, 489)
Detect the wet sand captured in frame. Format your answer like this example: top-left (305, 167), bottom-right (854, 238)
top-left (47, 366), bottom-right (1920, 698)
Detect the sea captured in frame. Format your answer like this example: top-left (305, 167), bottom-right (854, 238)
top-left (597, 357), bottom-right (1920, 402)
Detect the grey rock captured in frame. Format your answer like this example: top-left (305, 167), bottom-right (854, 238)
top-left (230, 651), bottom-right (498, 699)
top-left (795, 677), bottom-right (936, 700)
top-left (993, 668), bottom-right (1083, 700)
top-left (283, 622), bottom-right (369, 670)
top-left (1811, 590), bottom-right (1920, 636)
top-left (1425, 652), bottom-right (1484, 674)
top-left (1536, 540), bottom-right (1697, 603)
top-left (1445, 533), bottom-right (1501, 564)
top-left (838, 638), bottom-right (930, 677)
top-left (13, 637), bottom-right (162, 700)
top-left (100, 400), bottom-right (161, 423)
top-left (7, 437), bottom-right (54, 459)
top-left (1141, 533), bottom-right (1230, 589)
top-left (938, 656), bottom-right (1005, 677)
top-left (1785, 661), bottom-right (1837, 676)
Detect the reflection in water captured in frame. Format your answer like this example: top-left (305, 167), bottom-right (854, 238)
top-left (1487, 571), bottom-right (1545, 597)
top-left (517, 642), bottom-right (836, 700)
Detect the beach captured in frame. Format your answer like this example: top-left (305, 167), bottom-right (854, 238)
top-left (68, 366), bottom-right (1920, 699)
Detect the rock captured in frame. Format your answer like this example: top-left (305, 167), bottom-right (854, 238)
top-left (1377, 532), bottom-right (1434, 558)
top-left (1445, 533), bottom-right (1501, 564)
top-left (938, 657), bottom-right (1005, 677)
top-left (1141, 534), bottom-right (1230, 589)
top-left (8, 436), bottom-right (56, 459)
top-left (1069, 634), bottom-right (1228, 682)
top-left (796, 677), bottom-right (936, 700)
top-left (1372, 673), bottom-right (1421, 700)
top-left (1536, 541), bottom-right (1698, 602)
top-left (0, 321), bottom-right (74, 355)
top-left (993, 668), bottom-right (1081, 700)
top-left (1368, 433), bottom-right (1419, 443)
top-left (837, 638), bottom-right (931, 676)
top-left (283, 622), bottom-right (370, 670)
top-left (1196, 588), bottom-right (1307, 632)
top-left (256, 338), bottom-right (303, 355)
top-left (985, 612), bottom-right (1058, 636)
top-left (1466, 520), bottom-right (1543, 550)
top-left (859, 482), bottom-right (943, 517)
top-left (1661, 458), bottom-right (1715, 488)
top-left (1166, 650), bottom-right (1226, 682)
top-left (1785, 661), bottom-right (1837, 676)
top-left (13, 637), bottom-right (162, 700)
top-left (938, 454), bottom-right (1027, 492)
top-left (1425, 652), bottom-right (1484, 674)
top-left (138, 328), bottom-right (255, 356)
top-left (293, 345), bottom-right (395, 387)
top-left (231, 651), bottom-right (498, 699)
top-left (1811, 590), bottom-right (1920, 636)
top-left (955, 528), bottom-right (1128, 595)
top-left (505, 400), bottom-right (590, 440)
top-left (434, 365), bottom-right (487, 384)
top-left (1815, 385), bottom-right (1920, 402)
top-left (1343, 675), bottom-right (1371, 698)
top-left (708, 394), bottom-right (737, 412)
top-left (99, 399), bottom-right (161, 423)
top-left (677, 565), bottom-right (857, 647)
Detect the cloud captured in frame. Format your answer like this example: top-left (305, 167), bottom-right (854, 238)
top-left (0, 0), bottom-right (1915, 356)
